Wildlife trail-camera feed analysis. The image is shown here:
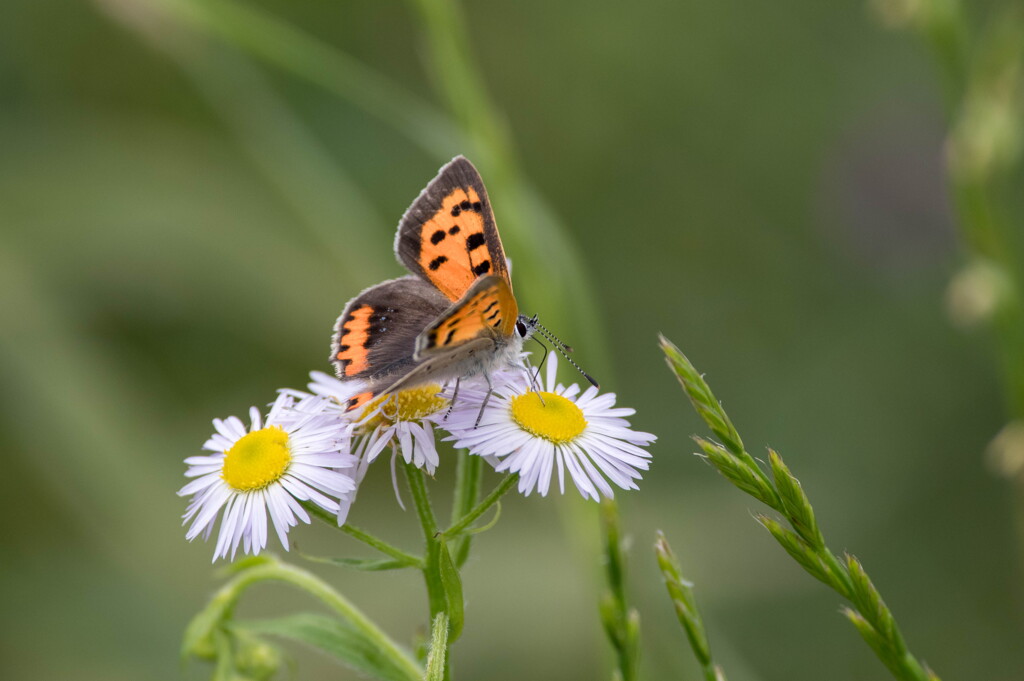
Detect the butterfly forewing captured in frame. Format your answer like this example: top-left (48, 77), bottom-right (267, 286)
top-left (394, 156), bottom-right (511, 302)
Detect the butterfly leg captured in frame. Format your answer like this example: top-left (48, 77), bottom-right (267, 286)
top-left (444, 377), bottom-right (461, 421)
top-left (474, 371), bottom-right (494, 428)
top-left (525, 337), bottom-right (549, 405)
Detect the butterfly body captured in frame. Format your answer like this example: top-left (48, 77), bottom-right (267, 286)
top-left (331, 157), bottom-right (534, 411)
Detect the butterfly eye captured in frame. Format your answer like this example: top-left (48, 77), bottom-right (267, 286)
top-left (515, 320), bottom-right (528, 337)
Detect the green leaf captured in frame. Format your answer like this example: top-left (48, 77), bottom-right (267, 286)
top-left (302, 554), bottom-right (417, 571)
top-left (233, 613), bottom-right (418, 681)
top-left (437, 540), bottom-right (464, 642)
top-left (424, 613), bottom-right (449, 681)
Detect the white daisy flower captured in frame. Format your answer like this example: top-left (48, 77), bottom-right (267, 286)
top-left (302, 372), bottom-right (453, 516)
top-left (307, 371), bottom-right (449, 476)
top-left (179, 392), bottom-right (357, 562)
top-left (443, 356), bottom-right (656, 500)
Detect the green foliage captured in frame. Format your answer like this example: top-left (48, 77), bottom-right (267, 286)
top-left (599, 499), bottom-right (640, 681)
top-left (876, 0), bottom-right (1024, 420)
top-left (181, 555), bottom-right (422, 681)
top-left (661, 335), bottom-right (939, 681)
top-left (653, 532), bottom-right (724, 681)
top-left (693, 437), bottom-right (781, 510)
top-left (660, 340), bottom-right (745, 457)
top-left (233, 614), bottom-right (415, 681)
top-left (436, 541), bottom-right (464, 642)
top-left (425, 613), bottom-right (450, 681)
top-left (301, 555), bottom-right (418, 572)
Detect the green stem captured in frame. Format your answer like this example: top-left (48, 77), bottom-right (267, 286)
top-left (304, 502), bottom-right (425, 568)
top-left (449, 451), bottom-right (483, 565)
top-left (425, 613), bottom-right (450, 681)
top-left (444, 473), bottom-right (519, 537)
top-left (404, 464), bottom-right (451, 680)
top-left (188, 557), bottom-right (422, 681)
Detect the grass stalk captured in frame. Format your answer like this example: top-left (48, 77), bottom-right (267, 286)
top-left (661, 335), bottom-right (939, 681)
top-left (654, 532), bottom-right (727, 681)
top-left (599, 499), bottom-right (640, 681)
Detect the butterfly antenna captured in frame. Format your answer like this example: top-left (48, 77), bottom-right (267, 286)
top-left (534, 323), bottom-right (600, 388)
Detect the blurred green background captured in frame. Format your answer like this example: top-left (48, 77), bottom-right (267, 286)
top-left (2, 0), bottom-right (1022, 679)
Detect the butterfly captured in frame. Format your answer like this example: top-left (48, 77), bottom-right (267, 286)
top-left (330, 156), bottom-right (538, 412)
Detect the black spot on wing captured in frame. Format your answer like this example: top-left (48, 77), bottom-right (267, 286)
top-left (431, 230), bottom-right (446, 245)
top-left (466, 233), bottom-right (486, 251)
top-left (429, 255), bottom-right (448, 271)
top-left (473, 261), bottom-right (491, 276)
top-left (448, 225), bottom-right (460, 235)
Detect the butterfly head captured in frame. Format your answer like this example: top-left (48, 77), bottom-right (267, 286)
top-left (518, 314), bottom-right (600, 389)
top-left (515, 314), bottom-right (538, 341)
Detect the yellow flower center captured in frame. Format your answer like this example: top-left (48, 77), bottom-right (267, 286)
top-left (362, 384), bottom-right (448, 428)
top-left (510, 391), bottom-right (587, 444)
top-left (221, 426), bottom-right (291, 491)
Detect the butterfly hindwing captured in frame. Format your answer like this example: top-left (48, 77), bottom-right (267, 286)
top-left (416, 275), bottom-right (518, 358)
top-left (379, 277), bottom-right (519, 395)
top-left (394, 156), bottom-right (511, 302)
top-left (331, 276), bottom-right (450, 388)
top-left (382, 337), bottom-right (494, 395)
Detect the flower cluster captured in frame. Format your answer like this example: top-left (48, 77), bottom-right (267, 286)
top-left (179, 355), bottom-right (655, 560)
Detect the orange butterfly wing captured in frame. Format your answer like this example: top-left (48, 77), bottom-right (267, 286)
top-left (394, 156), bottom-right (512, 302)
top-left (381, 277), bottom-right (518, 395)
top-left (332, 157), bottom-right (523, 410)
top-left (417, 275), bottom-right (518, 356)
